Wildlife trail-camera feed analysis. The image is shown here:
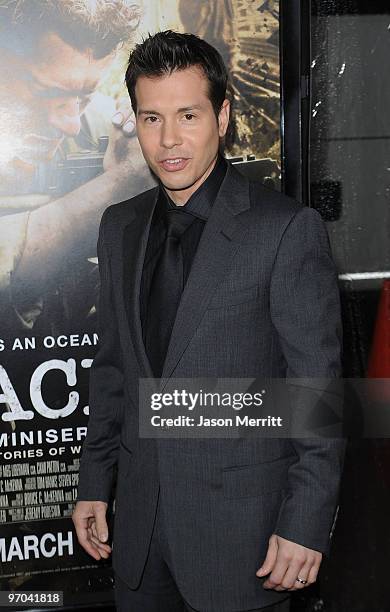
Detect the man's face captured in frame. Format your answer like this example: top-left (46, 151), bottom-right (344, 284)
top-left (135, 66), bottom-right (230, 205)
top-left (0, 32), bottom-right (114, 166)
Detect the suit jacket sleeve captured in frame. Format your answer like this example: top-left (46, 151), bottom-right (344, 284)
top-left (269, 206), bottom-right (346, 555)
top-left (76, 207), bottom-right (124, 503)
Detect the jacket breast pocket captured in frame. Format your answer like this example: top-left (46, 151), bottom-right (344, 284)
top-left (207, 283), bottom-right (258, 310)
top-left (222, 454), bottom-right (295, 499)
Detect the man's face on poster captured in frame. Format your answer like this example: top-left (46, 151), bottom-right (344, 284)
top-left (0, 31), bottom-right (115, 168)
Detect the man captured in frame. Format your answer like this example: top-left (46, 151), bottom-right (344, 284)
top-left (73, 31), bottom-right (345, 612)
top-left (0, 0), bottom-right (153, 333)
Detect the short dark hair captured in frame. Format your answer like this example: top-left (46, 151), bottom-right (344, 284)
top-left (125, 30), bottom-right (228, 120)
top-left (0, 0), bottom-right (141, 59)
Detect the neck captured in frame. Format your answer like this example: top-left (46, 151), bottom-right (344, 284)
top-left (164, 153), bottom-right (218, 206)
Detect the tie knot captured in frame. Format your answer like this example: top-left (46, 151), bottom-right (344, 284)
top-left (165, 209), bottom-right (194, 239)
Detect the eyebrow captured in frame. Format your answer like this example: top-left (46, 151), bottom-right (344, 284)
top-left (34, 86), bottom-right (95, 99)
top-left (28, 75), bottom-right (96, 98)
top-left (138, 105), bottom-right (204, 116)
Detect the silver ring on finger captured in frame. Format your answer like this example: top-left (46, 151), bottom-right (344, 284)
top-left (296, 576), bottom-right (307, 585)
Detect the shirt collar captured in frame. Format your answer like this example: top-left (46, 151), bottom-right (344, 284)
top-left (157, 152), bottom-right (228, 221)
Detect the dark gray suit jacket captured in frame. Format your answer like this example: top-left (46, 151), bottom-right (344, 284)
top-left (77, 160), bottom-right (345, 611)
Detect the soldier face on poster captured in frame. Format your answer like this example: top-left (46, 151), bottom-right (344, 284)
top-left (0, 0), bottom-right (281, 605)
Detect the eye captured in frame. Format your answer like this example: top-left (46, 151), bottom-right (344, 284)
top-left (184, 113), bottom-right (195, 120)
top-left (145, 116), bottom-right (159, 123)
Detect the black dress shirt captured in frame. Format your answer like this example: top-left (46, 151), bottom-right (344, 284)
top-left (140, 153), bottom-right (228, 349)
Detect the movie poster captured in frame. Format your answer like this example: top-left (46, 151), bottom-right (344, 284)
top-left (0, 0), bottom-right (281, 606)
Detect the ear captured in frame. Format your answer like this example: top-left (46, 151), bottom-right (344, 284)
top-left (218, 99), bottom-right (230, 137)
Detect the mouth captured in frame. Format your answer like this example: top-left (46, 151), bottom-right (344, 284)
top-left (158, 157), bottom-right (190, 172)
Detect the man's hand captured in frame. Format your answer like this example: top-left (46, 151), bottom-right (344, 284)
top-left (103, 98), bottom-right (144, 175)
top-left (72, 501), bottom-right (112, 561)
top-left (256, 534), bottom-right (322, 591)
top-left (111, 97), bottom-right (137, 136)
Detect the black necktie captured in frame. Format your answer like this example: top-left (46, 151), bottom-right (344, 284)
top-left (145, 207), bottom-right (195, 378)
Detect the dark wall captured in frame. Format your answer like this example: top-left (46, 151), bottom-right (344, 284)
top-left (308, 1), bottom-right (390, 611)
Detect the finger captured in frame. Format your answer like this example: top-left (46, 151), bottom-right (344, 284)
top-left (122, 119), bottom-right (136, 136)
top-left (89, 522), bottom-right (112, 553)
top-left (263, 553), bottom-right (290, 590)
top-left (74, 520), bottom-right (102, 561)
top-left (94, 506), bottom-right (109, 542)
top-left (281, 559), bottom-right (308, 590)
top-left (87, 527), bottom-right (112, 557)
top-left (91, 520), bottom-right (99, 539)
top-left (306, 559), bottom-right (321, 585)
top-left (112, 100), bottom-right (135, 128)
top-left (111, 111), bottom-right (136, 135)
top-left (89, 538), bottom-right (111, 558)
top-left (87, 515), bottom-right (95, 529)
top-left (263, 561), bottom-right (289, 590)
top-left (112, 111), bottom-right (125, 127)
top-left (256, 535), bottom-right (278, 577)
top-left (86, 525), bottom-right (111, 557)
top-left (72, 502), bottom-right (110, 560)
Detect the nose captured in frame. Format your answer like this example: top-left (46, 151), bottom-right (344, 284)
top-left (48, 97), bottom-right (82, 137)
top-left (160, 119), bottom-right (182, 149)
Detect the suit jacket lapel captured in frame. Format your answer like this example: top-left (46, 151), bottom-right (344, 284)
top-left (160, 163), bottom-right (251, 384)
top-left (122, 188), bottom-right (158, 380)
